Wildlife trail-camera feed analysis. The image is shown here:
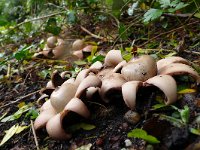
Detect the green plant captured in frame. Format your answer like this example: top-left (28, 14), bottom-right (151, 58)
top-left (128, 128), bottom-right (160, 144)
top-left (143, 0), bottom-right (189, 24)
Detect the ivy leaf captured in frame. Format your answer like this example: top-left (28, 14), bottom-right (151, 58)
top-left (159, 0), bottom-right (171, 9)
top-left (119, 23), bottom-right (129, 40)
top-left (128, 129), bottom-right (160, 144)
top-left (67, 10), bottom-right (77, 24)
top-left (127, 2), bottom-right (139, 16)
top-left (14, 45), bottom-right (33, 61)
top-left (45, 18), bottom-right (61, 35)
top-left (91, 55), bottom-right (105, 63)
top-left (143, 9), bottom-right (163, 23)
top-left (111, 0), bottom-right (125, 18)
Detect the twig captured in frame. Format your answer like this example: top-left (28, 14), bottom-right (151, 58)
top-left (6, 63), bottom-right (11, 78)
top-left (12, 11), bottom-right (66, 29)
top-left (184, 50), bottom-right (200, 55)
top-left (138, 20), bottom-right (200, 47)
top-left (0, 90), bottom-right (40, 109)
top-left (80, 26), bottom-right (106, 40)
top-left (163, 13), bottom-right (193, 18)
top-left (31, 120), bottom-right (40, 150)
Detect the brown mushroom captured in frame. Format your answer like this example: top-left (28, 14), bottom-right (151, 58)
top-left (46, 113), bottom-right (72, 140)
top-left (75, 75), bottom-right (102, 98)
top-left (144, 75), bottom-right (177, 105)
top-left (157, 56), bottom-right (190, 71)
top-left (122, 81), bottom-right (143, 109)
top-left (74, 69), bottom-right (91, 86)
top-left (113, 60), bottom-right (127, 73)
top-left (73, 50), bottom-right (83, 59)
top-left (50, 81), bottom-right (77, 112)
top-left (72, 39), bottom-right (85, 51)
top-left (158, 63), bottom-right (200, 83)
top-left (60, 98), bottom-right (90, 133)
top-left (121, 55), bottom-right (157, 81)
top-left (34, 101), bottom-right (57, 130)
top-left (100, 73), bottom-right (126, 103)
top-left (47, 36), bottom-right (57, 48)
top-left (89, 61), bottom-right (103, 70)
top-left (104, 50), bottom-right (124, 67)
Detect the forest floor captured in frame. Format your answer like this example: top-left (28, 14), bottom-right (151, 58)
top-left (0, 16), bottom-right (200, 150)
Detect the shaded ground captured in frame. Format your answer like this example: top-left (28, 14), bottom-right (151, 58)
top-left (0, 17), bottom-right (200, 150)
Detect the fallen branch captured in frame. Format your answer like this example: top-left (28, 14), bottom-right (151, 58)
top-left (0, 90), bottom-right (40, 109)
top-left (80, 26), bottom-right (106, 41)
top-left (184, 50), bottom-right (200, 55)
top-left (31, 120), bottom-right (40, 150)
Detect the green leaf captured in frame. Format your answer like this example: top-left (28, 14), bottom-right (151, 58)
top-left (111, 0), bottom-right (124, 17)
top-left (74, 60), bottom-right (87, 66)
top-left (190, 128), bottom-right (200, 135)
top-left (0, 112), bottom-right (8, 120)
top-left (91, 55), bottom-right (105, 63)
top-left (87, 46), bottom-right (99, 63)
top-left (0, 16), bottom-right (8, 26)
top-left (119, 23), bottom-right (129, 40)
top-left (67, 10), bottom-right (77, 24)
top-left (45, 18), bottom-right (61, 35)
top-left (23, 22), bottom-right (32, 33)
top-left (194, 13), bottom-right (200, 19)
top-left (159, 0), bottom-right (171, 9)
top-left (15, 125), bottom-right (29, 134)
top-left (159, 114), bottom-right (184, 128)
top-left (180, 105), bottom-right (189, 124)
top-left (25, 108), bottom-right (39, 119)
top-left (151, 104), bottom-right (167, 110)
top-left (37, 69), bottom-right (51, 79)
top-left (67, 123), bottom-right (96, 132)
top-left (178, 88), bottom-right (196, 94)
top-left (1, 105), bottom-right (30, 122)
top-left (76, 143), bottom-right (92, 150)
top-left (143, 9), bottom-right (163, 23)
top-left (128, 129), bottom-right (160, 144)
top-left (14, 45), bottom-right (33, 61)
top-left (0, 124), bottom-right (19, 146)
top-left (0, 124), bottom-right (29, 146)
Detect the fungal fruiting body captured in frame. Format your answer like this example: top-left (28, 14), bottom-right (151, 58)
top-left (34, 50), bottom-right (200, 140)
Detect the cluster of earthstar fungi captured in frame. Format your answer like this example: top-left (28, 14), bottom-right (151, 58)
top-left (34, 41), bottom-right (200, 140)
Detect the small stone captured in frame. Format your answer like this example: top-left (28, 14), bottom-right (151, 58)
top-left (96, 138), bottom-right (104, 146)
top-left (124, 110), bottom-right (141, 125)
top-left (125, 139), bottom-right (132, 147)
top-left (122, 122), bottom-right (129, 130)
